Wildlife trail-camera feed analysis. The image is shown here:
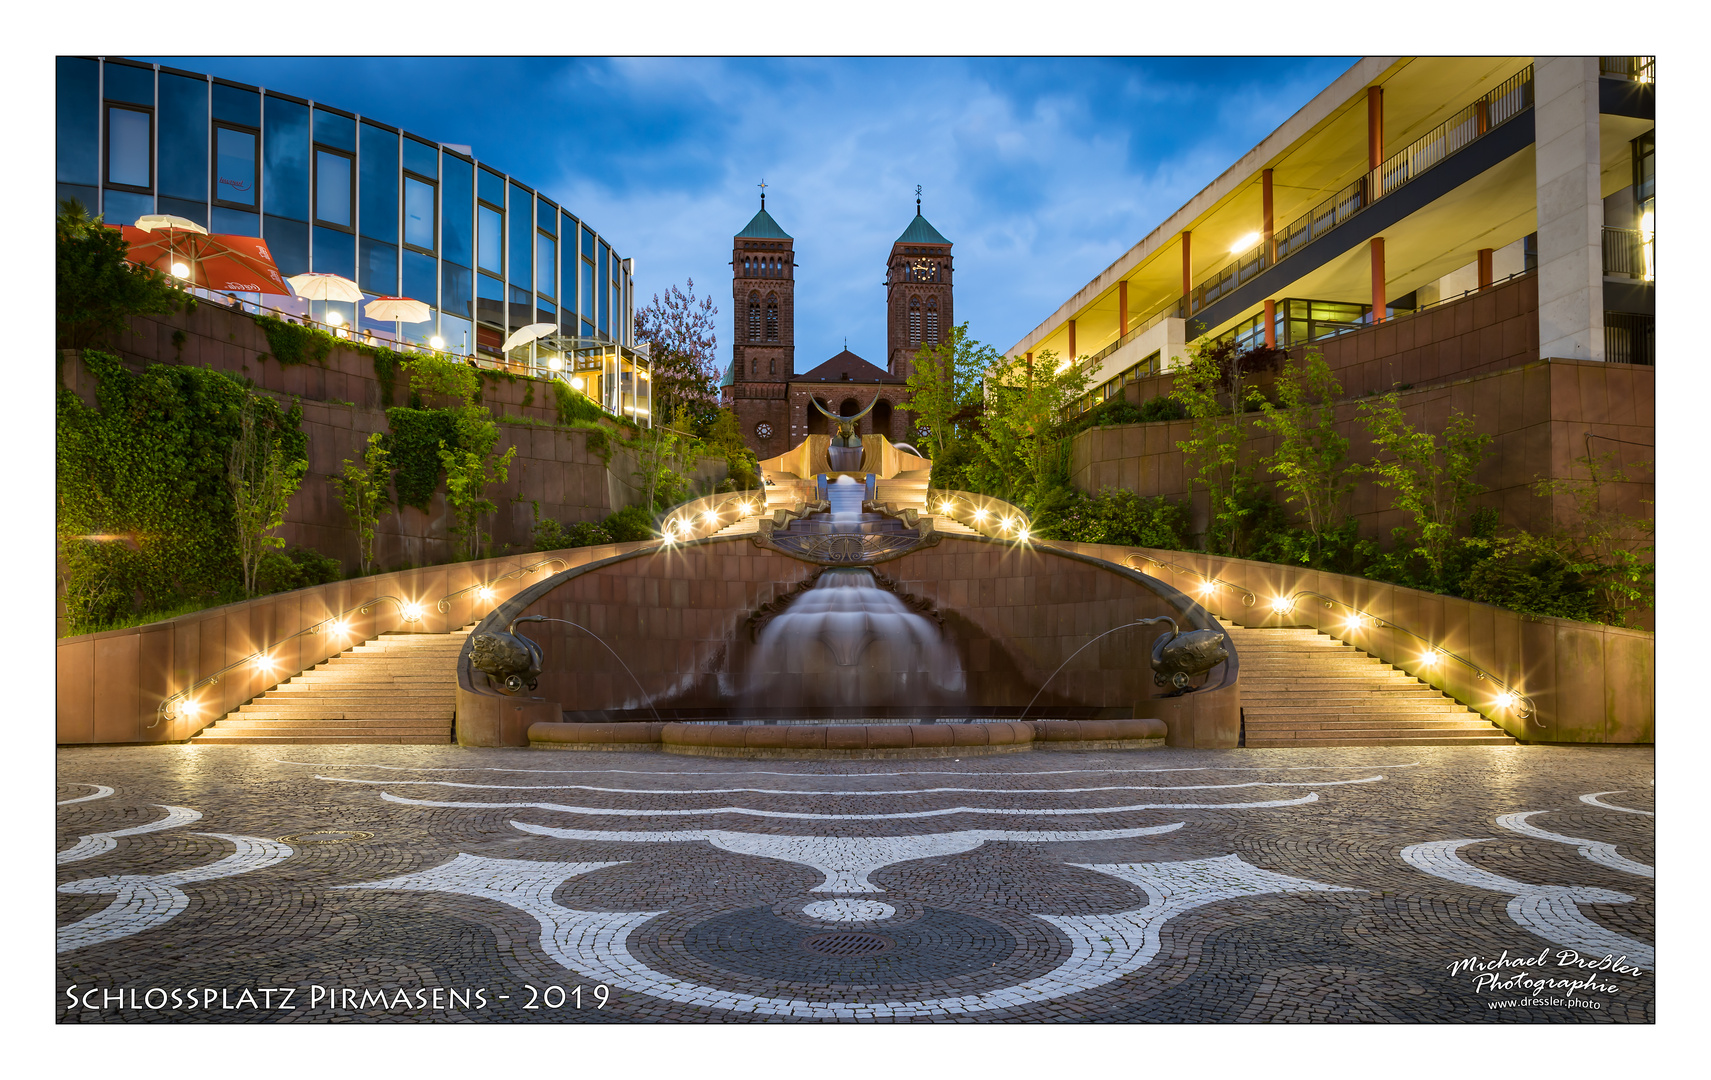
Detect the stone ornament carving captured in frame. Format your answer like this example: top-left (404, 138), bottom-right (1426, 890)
top-left (469, 627), bottom-right (544, 694)
top-left (1146, 617), bottom-right (1230, 694)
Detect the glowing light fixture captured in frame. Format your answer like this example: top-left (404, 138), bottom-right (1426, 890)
top-left (702, 510), bottom-right (719, 525)
top-left (171, 261), bottom-right (190, 279)
top-left (401, 602), bottom-right (424, 621)
top-left (328, 619), bottom-right (350, 637)
top-left (939, 501), bottom-right (955, 515)
top-left (1198, 580), bottom-right (1216, 596)
top-left (1494, 691), bottom-right (1517, 709)
top-left (1001, 517), bottom-right (1014, 532)
top-left (180, 698), bottom-right (200, 718)
top-left (430, 335), bottom-right (445, 350)
top-left (326, 310), bottom-right (344, 327)
top-left (570, 376), bottom-right (585, 390)
top-left (1016, 527), bottom-right (1030, 542)
top-left (254, 654), bottom-right (276, 673)
top-left (738, 501), bottom-right (753, 515)
top-left (476, 586), bottom-right (495, 601)
top-left (1421, 649), bottom-right (1440, 666)
top-left (1269, 596), bottom-right (1293, 613)
top-left (1344, 614), bottom-right (1363, 631)
top-left (1230, 232), bottom-right (1261, 254)
top-left (547, 357), bottom-right (564, 371)
top-left (973, 508), bottom-right (989, 521)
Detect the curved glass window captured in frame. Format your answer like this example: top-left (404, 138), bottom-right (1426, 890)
top-left (214, 126), bottom-right (257, 209)
top-left (57, 58), bottom-right (99, 200)
top-left (404, 177), bottom-right (435, 251)
top-left (212, 83), bottom-right (259, 126)
top-left (509, 182), bottom-right (532, 292)
top-left (105, 106), bottom-right (151, 189)
top-left (403, 137), bottom-right (437, 179)
top-left (478, 167), bottom-right (504, 207)
top-left (315, 149), bottom-right (352, 228)
top-left (157, 72), bottom-right (207, 203)
top-left (359, 237), bottom-right (397, 294)
top-left (263, 96), bottom-right (309, 222)
top-left (536, 234), bottom-right (555, 299)
top-left (477, 205), bottom-right (502, 274)
top-left (441, 153), bottom-right (472, 266)
top-left (359, 122), bottom-right (397, 243)
top-left (103, 62), bottom-right (154, 106)
top-left (313, 225), bottom-right (355, 278)
top-left (560, 213), bottom-right (579, 322)
top-left (403, 249), bottom-right (436, 306)
top-left (311, 108), bottom-right (355, 152)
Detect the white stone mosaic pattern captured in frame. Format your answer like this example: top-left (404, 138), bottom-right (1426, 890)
top-left (57, 833), bottom-right (294, 954)
top-left (343, 851), bottom-right (1355, 1018)
top-left (58, 784), bottom-right (115, 806)
top-left (509, 820), bottom-right (1186, 892)
top-left (804, 899), bottom-right (895, 922)
top-left (1579, 791), bottom-right (1653, 816)
top-left (378, 790), bottom-right (1322, 820)
top-left (1400, 838), bottom-right (1652, 971)
top-left (57, 805), bottom-right (204, 865)
top-left (314, 774), bottom-right (1386, 796)
top-left (1496, 811), bottom-right (1653, 878)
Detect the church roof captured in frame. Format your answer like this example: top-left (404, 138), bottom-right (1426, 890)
top-left (718, 360), bottom-right (734, 388)
top-left (736, 207), bottom-right (793, 240)
top-left (793, 349), bottom-right (901, 384)
top-left (895, 213), bottom-right (950, 245)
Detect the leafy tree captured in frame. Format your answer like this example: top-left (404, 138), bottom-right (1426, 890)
top-left (1257, 349), bottom-right (1357, 562)
top-left (968, 349), bottom-right (1092, 511)
top-left (633, 404), bottom-right (693, 511)
top-left (1170, 338), bottom-right (1269, 555)
top-left (904, 322), bottom-right (996, 457)
top-left (228, 390), bottom-right (309, 597)
top-left (56, 198), bottom-right (195, 351)
top-left (634, 279), bottom-right (719, 423)
top-left (438, 404), bottom-right (516, 560)
top-left (706, 408), bottom-right (760, 490)
top-left (330, 432), bottom-right (391, 576)
top-left (1356, 391), bottom-right (1491, 588)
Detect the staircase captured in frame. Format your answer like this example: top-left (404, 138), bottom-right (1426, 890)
top-left (1222, 621), bottom-right (1515, 747)
top-left (188, 629), bottom-right (471, 745)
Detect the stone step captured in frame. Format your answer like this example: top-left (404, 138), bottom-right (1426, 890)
top-left (234, 707), bottom-right (453, 719)
top-left (1245, 735), bottom-right (1515, 747)
top-left (1243, 717), bottom-right (1497, 730)
top-left (205, 718), bottom-right (451, 731)
top-left (189, 734), bottom-right (453, 745)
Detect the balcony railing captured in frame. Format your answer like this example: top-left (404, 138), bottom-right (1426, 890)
top-left (1600, 56), bottom-right (1656, 82)
top-left (1603, 226), bottom-right (1652, 281)
top-left (1184, 65), bottom-right (1534, 323)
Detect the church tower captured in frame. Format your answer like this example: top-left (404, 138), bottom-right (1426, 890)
top-left (722, 189), bottom-right (795, 455)
top-left (885, 193), bottom-right (954, 383)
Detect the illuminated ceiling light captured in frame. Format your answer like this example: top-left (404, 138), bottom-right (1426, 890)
top-left (171, 261), bottom-right (190, 279)
top-left (1269, 596), bottom-right (1292, 613)
top-left (430, 335), bottom-right (445, 350)
top-left (1229, 232), bottom-right (1261, 254)
top-left (1494, 691), bottom-right (1517, 709)
top-left (570, 375), bottom-right (586, 390)
top-left (401, 602), bottom-right (424, 621)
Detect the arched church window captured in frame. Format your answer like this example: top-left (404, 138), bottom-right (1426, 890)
top-left (925, 299), bottom-right (939, 346)
top-left (765, 294), bottom-right (779, 341)
top-left (908, 296), bottom-right (921, 347)
top-left (748, 292), bottom-right (761, 341)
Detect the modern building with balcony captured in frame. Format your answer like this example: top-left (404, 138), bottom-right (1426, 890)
top-left (55, 55), bottom-right (650, 423)
top-left (1006, 57), bottom-right (1654, 415)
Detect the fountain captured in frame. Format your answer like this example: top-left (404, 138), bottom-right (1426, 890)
top-left (744, 567), bottom-right (965, 712)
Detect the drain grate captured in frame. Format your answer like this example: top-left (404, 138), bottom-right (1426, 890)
top-left (800, 931), bottom-right (895, 957)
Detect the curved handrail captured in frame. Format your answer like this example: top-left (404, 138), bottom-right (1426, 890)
top-left (1122, 552), bottom-right (1257, 607)
top-left (923, 489), bottom-right (1032, 541)
top-left (659, 489), bottom-right (768, 543)
top-left (1269, 590), bottom-right (1536, 720)
top-left (437, 557), bottom-right (568, 612)
top-left (150, 594), bottom-right (418, 728)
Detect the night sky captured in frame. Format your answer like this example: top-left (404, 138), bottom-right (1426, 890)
top-left (145, 55), bottom-right (1354, 369)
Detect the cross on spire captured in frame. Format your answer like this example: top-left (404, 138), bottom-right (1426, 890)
top-left (915, 184), bottom-right (922, 214)
top-left (758, 178), bottom-right (767, 208)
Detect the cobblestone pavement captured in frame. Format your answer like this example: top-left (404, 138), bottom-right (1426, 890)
top-left (55, 744), bottom-right (1653, 1023)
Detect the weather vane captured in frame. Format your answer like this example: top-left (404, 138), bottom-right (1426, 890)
top-left (759, 178), bottom-right (767, 208)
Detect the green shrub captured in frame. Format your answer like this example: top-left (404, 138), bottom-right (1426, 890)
top-left (255, 545), bottom-right (343, 595)
top-left (552, 379), bottom-right (607, 426)
top-left (1054, 488), bottom-right (1189, 548)
top-left (603, 504), bottom-right (657, 542)
top-left (1138, 395), bottom-right (1188, 422)
top-left (255, 315), bottom-right (332, 366)
top-left (383, 407), bottom-right (460, 511)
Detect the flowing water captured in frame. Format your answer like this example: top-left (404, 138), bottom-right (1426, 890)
top-left (827, 474), bottom-right (864, 524)
top-left (745, 567), bottom-right (966, 710)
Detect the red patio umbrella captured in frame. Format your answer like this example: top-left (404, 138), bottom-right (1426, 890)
top-left (107, 224), bottom-right (292, 296)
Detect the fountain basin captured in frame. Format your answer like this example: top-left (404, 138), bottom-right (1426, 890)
top-left (827, 444), bottom-right (864, 471)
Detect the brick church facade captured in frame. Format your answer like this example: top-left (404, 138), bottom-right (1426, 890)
top-left (720, 194), bottom-right (954, 458)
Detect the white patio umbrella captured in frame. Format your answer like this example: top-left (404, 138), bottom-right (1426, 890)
top-left (132, 215), bottom-right (210, 282)
top-left (363, 295), bottom-right (432, 345)
top-left (287, 272), bottom-right (363, 328)
top-left (501, 322), bottom-right (558, 366)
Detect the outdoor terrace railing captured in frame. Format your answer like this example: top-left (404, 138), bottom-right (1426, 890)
top-left (1602, 227), bottom-right (1651, 280)
top-left (1600, 56), bottom-right (1656, 82)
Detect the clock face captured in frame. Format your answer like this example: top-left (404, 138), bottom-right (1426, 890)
top-left (911, 259), bottom-right (934, 276)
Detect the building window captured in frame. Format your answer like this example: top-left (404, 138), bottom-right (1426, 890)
top-left (748, 292), bottom-right (761, 341)
top-left (769, 358), bottom-right (776, 375)
top-left (925, 300), bottom-right (939, 345)
top-left (213, 124), bottom-right (257, 208)
top-left (105, 105), bottom-right (152, 190)
top-left (765, 294), bottom-right (779, 341)
top-left (536, 232), bottom-right (556, 299)
top-left (908, 296), bottom-right (921, 347)
top-left (314, 148), bottom-right (353, 229)
top-left (404, 175), bottom-right (436, 252)
top-left (478, 205), bottom-right (502, 274)
top-left (756, 422), bottom-right (773, 440)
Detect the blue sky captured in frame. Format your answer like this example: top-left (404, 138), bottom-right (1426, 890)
top-left (148, 56), bottom-right (1354, 370)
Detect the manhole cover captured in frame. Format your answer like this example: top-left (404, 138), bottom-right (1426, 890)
top-left (800, 931), bottom-right (895, 957)
top-left (278, 830), bottom-right (373, 844)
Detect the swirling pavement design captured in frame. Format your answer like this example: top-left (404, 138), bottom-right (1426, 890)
top-left (1495, 811), bottom-right (1653, 878)
top-left (508, 820), bottom-right (1187, 892)
top-left (375, 789), bottom-right (1322, 820)
top-left (282, 759), bottom-right (1424, 776)
top-left (57, 834), bottom-right (294, 954)
top-left (1399, 838), bottom-right (1652, 971)
top-left (340, 851), bottom-right (1357, 1018)
top-left (1579, 791), bottom-right (1652, 816)
top-left (57, 805), bottom-right (204, 865)
top-left (313, 774), bottom-right (1386, 796)
top-left (57, 784), bottom-right (115, 806)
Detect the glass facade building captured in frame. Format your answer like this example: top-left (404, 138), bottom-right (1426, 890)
top-left (56, 56), bottom-right (650, 423)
